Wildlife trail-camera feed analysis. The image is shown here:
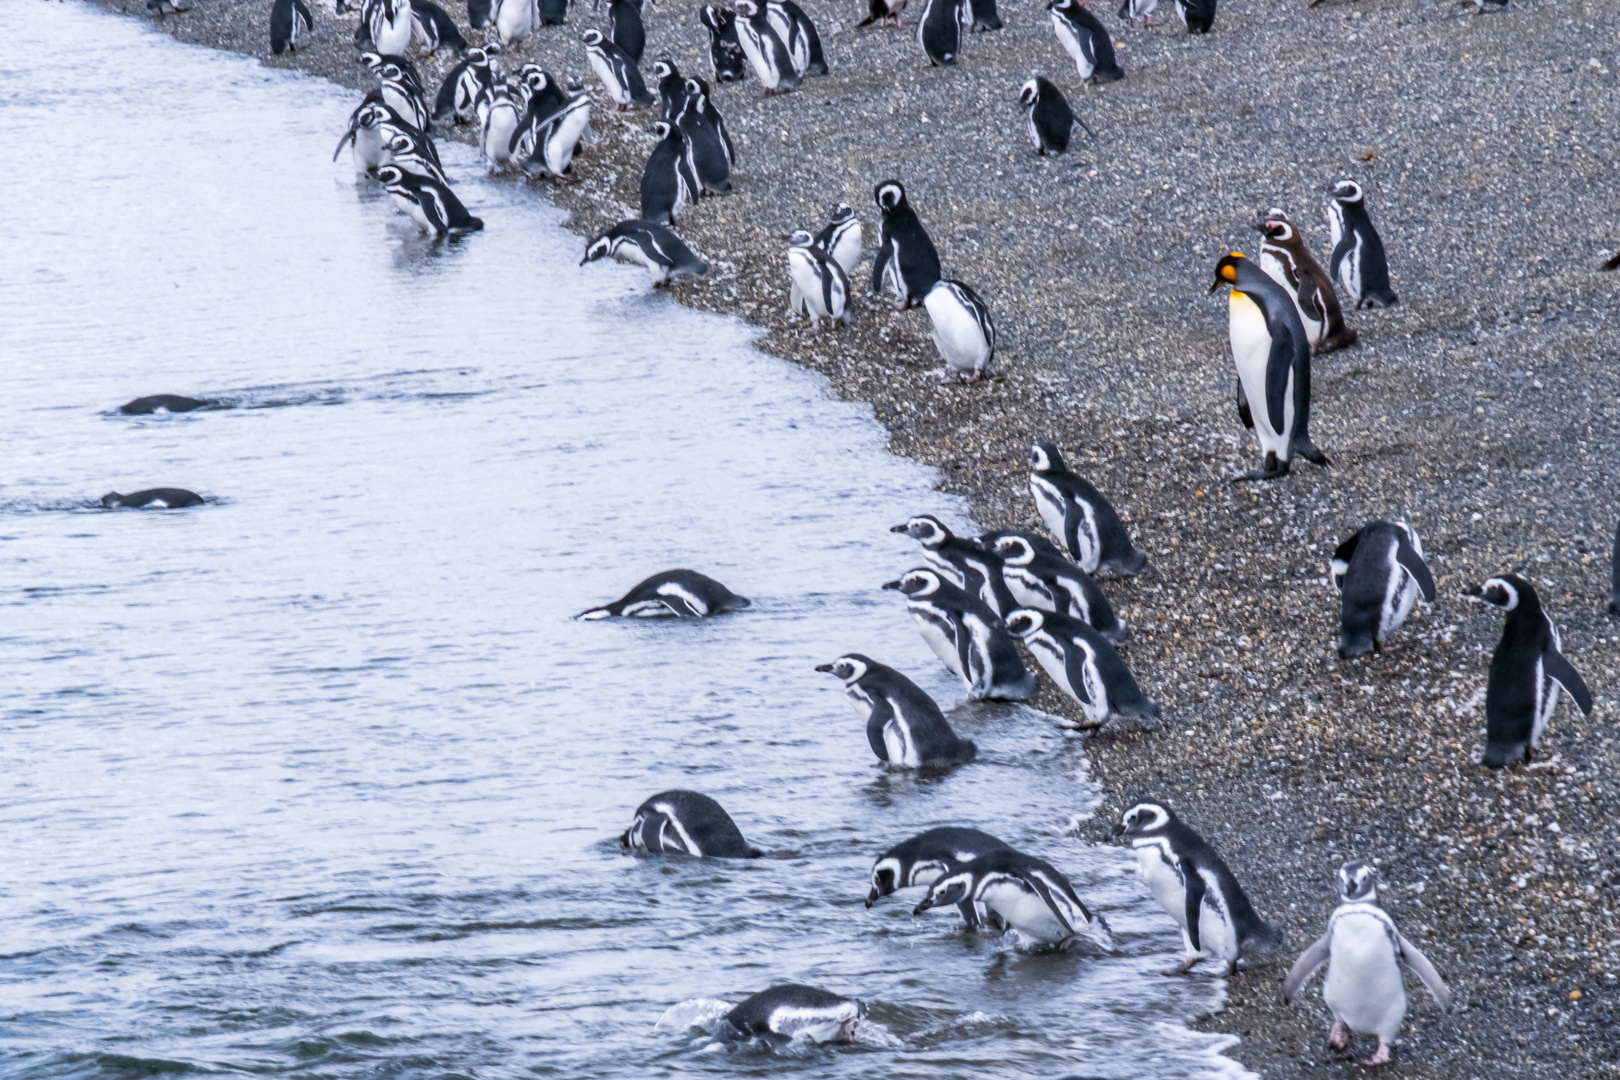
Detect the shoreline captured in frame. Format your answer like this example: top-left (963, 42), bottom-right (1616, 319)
top-left (88, 0), bottom-right (1618, 1074)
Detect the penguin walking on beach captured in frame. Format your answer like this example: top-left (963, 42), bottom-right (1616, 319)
top-left (915, 0), bottom-right (966, 66)
top-left (857, 0), bottom-right (905, 27)
top-left (1255, 211), bottom-right (1357, 354)
top-left (1047, 0), bottom-right (1124, 84)
top-left (866, 827), bottom-right (1010, 926)
top-left (433, 45), bottom-right (497, 125)
top-left (478, 80), bottom-right (521, 173)
top-left (270, 0), bottom-right (314, 54)
top-left (1327, 180), bottom-right (1399, 308)
top-left (1172, 0), bottom-right (1215, 33)
top-left (1209, 253), bottom-right (1329, 481)
top-left (578, 568), bottom-right (743, 616)
top-left (1331, 520), bottom-right (1435, 659)
top-left (675, 77), bottom-right (736, 195)
top-left (870, 180), bottom-right (943, 309)
top-left (1019, 77), bottom-right (1093, 156)
top-left (815, 654), bottom-right (977, 768)
top-left (1283, 862), bottom-right (1454, 1067)
top-left (989, 534), bottom-right (1127, 644)
top-left (699, 5), bottom-right (750, 83)
top-left (607, 0), bottom-right (645, 64)
top-left (787, 231), bottom-right (852, 331)
top-left (1113, 801), bottom-right (1280, 976)
top-left (582, 29), bottom-right (655, 109)
top-left (883, 568), bottom-right (1038, 702)
top-left (641, 122), bottom-right (698, 225)
top-left (410, 0), bottom-right (468, 54)
top-left (890, 514), bottom-right (1005, 609)
top-left (924, 280), bottom-right (995, 383)
top-left (492, 0), bottom-right (536, 43)
top-left (621, 790), bottom-right (762, 857)
top-left (1027, 442), bottom-right (1148, 575)
top-left (376, 165), bottom-right (483, 235)
top-left (914, 848), bottom-right (1113, 951)
top-left (814, 203), bottom-right (863, 278)
top-left (1004, 608), bottom-right (1158, 730)
top-left (1463, 574), bottom-right (1593, 768)
top-left (734, 0), bottom-right (802, 93)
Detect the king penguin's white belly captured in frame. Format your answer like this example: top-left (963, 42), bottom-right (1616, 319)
top-left (1229, 291), bottom-right (1293, 457)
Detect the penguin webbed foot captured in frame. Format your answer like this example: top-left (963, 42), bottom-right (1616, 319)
top-left (1327, 1018), bottom-right (1350, 1050)
top-left (1231, 460), bottom-right (1289, 483)
top-left (1159, 955), bottom-right (1204, 976)
top-left (1362, 1041), bottom-right (1393, 1066)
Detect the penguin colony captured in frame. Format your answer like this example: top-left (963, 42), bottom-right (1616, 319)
top-left (118, 0), bottom-right (1600, 1063)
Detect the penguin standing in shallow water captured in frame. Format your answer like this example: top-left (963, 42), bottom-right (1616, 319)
top-left (1027, 443), bottom-right (1148, 575)
top-left (915, 0), bottom-right (965, 66)
top-left (376, 164), bottom-right (483, 235)
top-left (1283, 862), bottom-right (1454, 1066)
top-left (915, 848), bottom-right (1113, 951)
top-left (578, 568), bottom-right (744, 617)
top-left (787, 231), bottom-right (852, 331)
top-left (270, 0), bottom-right (314, 54)
top-left (989, 534), bottom-right (1126, 643)
top-left (1209, 253), bottom-right (1329, 481)
top-left (640, 121), bottom-right (697, 225)
top-left (870, 180), bottom-right (943, 310)
top-left (1113, 802), bottom-right (1279, 975)
top-left (866, 827), bottom-right (1010, 925)
top-left (1331, 520), bottom-right (1434, 658)
top-left (924, 280), bottom-right (995, 383)
top-left (699, 5), bottom-right (750, 82)
top-left (1464, 574), bottom-right (1593, 767)
top-left (1004, 608), bottom-right (1158, 730)
top-left (1019, 77), bottom-right (1092, 156)
top-left (720, 986), bottom-right (866, 1045)
top-left (582, 29), bottom-right (655, 109)
top-left (813, 203), bottom-right (862, 278)
top-left (816, 654), bottom-right (976, 768)
top-left (1327, 180), bottom-right (1399, 308)
top-left (1255, 211), bottom-right (1357, 354)
top-left (621, 790), bottom-right (762, 857)
top-left (883, 568), bottom-right (1037, 702)
top-left (1047, 0), bottom-right (1123, 84)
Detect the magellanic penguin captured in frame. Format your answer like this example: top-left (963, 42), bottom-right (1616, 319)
top-left (978, 529), bottom-right (1069, 616)
top-left (1027, 442), bottom-right (1149, 575)
top-left (270, 0), bottom-right (314, 54)
top-left (924, 280), bottom-right (995, 383)
top-left (509, 68), bottom-right (571, 161)
top-left (409, 0), bottom-right (468, 55)
top-left (915, 847), bottom-right (1114, 952)
top-left (640, 121), bottom-right (698, 225)
top-left (621, 790), bottom-right (763, 857)
top-left (769, 0), bottom-right (828, 76)
top-left (383, 128), bottom-right (447, 185)
top-left (653, 59), bottom-right (688, 123)
top-left (1172, 0), bottom-right (1215, 34)
top-left (856, 0), bottom-right (905, 27)
top-left (1331, 520), bottom-right (1435, 659)
top-left (360, 50), bottom-right (428, 106)
top-left (607, 0), bottom-right (645, 65)
top-left (866, 826), bottom-right (1011, 927)
top-left (870, 180), bottom-right (943, 310)
top-left (787, 231), bottom-right (852, 332)
top-left (101, 488), bottom-right (205, 509)
top-left (882, 568), bottom-right (1038, 702)
top-left (376, 61), bottom-right (433, 134)
top-left (581, 220), bottom-right (708, 284)
top-left (915, 0), bottom-right (966, 66)
top-left (367, 0), bottom-right (414, 55)
top-left (1004, 607), bottom-right (1159, 730)
top-left (1209, 253), bottom-right (1330, 481)
top-left (965, 0), bottom-right (1001, 31)
top-left (118, 395), bottom-right (210, 415)
top-left (1463, 574), bottom-right (1593, 768)
top-left (1047, 0), bottom-right (1123, 84)
top-left (582, 29), bottom-right (655, 110)
top-left (699, 5), bottom-right (750, 83)
top-left (478, 80), bottom-right (521, 173)
top-left (1282, 861), bottom-right (1454, 1067)
top-left (1255, 210), bottom-right (1358, 354)
top-left (813, 202), bottom-right (863, 278)
top-left (890, 514), bottom-right (1007, 611)
top-left (468, 0), bottom-right (493, 28)
top-left (333, 92), bottom-right (391, 175)
top-left (433, 46), bottom-right (496, 125)
top-left (989, 534), bottom-right (1127, 644)
top-left (492, 0), bottom-right (536, 44)
top-left (375, 164), bottom-right (484, 235)
top-left (719, 986), bottom-right (866, 1045)
top-left (1610, 518), bottom-right (1620, 618)
top-left (1327, 180), bottom-right (1399, 309)
top-left (1019, 77), bottom-right (1094, 156)
top-left (578, 568), bottom-right (745, 617)
top-left (675, 77), bottom-right (736, 196)
top-left (1113, 801), bottom-right (1280, 975)
top-left (517, 88), bottom-right (591, 179)
top-left (733, 0), bottom-right (802, 94)
top-left (538, 0), bottom-right (568, 26)
top-left (1116, 0), bottom-right (1158, 27)
top-left (815, 654), bottom-right (977, 768)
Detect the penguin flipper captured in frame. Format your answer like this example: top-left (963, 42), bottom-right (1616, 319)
top-left (870, 237), bottom-right (894, 296)
top-left (1182, 866), bottom-right (1206, 953)
top-left (1395, 537), bottom-right (1436, 602)
top-left (1062, 641), bottom-right (1094, 708)
top-left (1280, 932), bottom-right (1331, 1003)
top-left (1263, 330), bottom-right (1293, 436)
top-left (1542, 648), bottom-right (1594, 715)
top-left (865, 696), bottom-right (896, 761)
top-left (1061, 501), bottom-right (1085, 566)
top-left (1601, 251), bottom-right (1620, 272)
top-left (955, 900), bottom-right (980, 927)
top-left (1397, 934), bottom-right (1455, 1014)
top-left (1024, 875), bottom-right (1078, 937)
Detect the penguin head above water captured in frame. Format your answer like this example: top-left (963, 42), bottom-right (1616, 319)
top-left (889, 514), bottom-right (951, 546)
top-left (1329, 179), bottom-right (1364, 204)
top-left (1002, 608), bottom-right (1045, 638)
top-left (1208, 252), bottom-right (1248, 294)
top-left (1336, 860), bottom-right (1379, 903)
top-left (814, 653), bottom-right (872, 683)
top-left (1111, 801), bottom-right (1173, 839)
top-left (913, 867), bottom-right (974, 914)
top-left (882, 568), bottom-right (943, 597)
top-left (1463, 574), bottom-right (1527, 612)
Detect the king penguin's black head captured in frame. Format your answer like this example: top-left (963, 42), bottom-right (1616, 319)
top-left (1208, 252), bottom-right (1246, 294)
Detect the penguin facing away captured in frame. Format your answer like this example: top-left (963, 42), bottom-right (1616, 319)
top-left (815, 653), bottom-right (977, 768)
top-left (1116, 0), bottom-right (1158, 27)
top-left (914, 847), bottom-right (1114, 951)
top-left (621, 790), bottom-right (762, 857)
top-left (1327, 180), bottom-right (1399, 309)
top-left (1113, 801), bottom-right (1280, 975)
top-left (1047, 0), bottom-right (1124, 84)
top-left (965, 0), bottom-right (1001, 31)
top-left (578, 568), bottom-right (746, 618)
top-left (870, 180), bottom-right (943, 310)
top-left (915, 0), bottom-right (965, 66)
top-left (866, 826), bottom-right (1011, 926)
top-left (1003, 607), bottom-right (1158, 730)
top-left (882, 568), bottom-right (1037, 702)
top-left (1331, 520), bottom-right (1435, 659)
top-left (270, 0), bottom-right (314, 54)
top-left (1019, 77), bottom-right (1093, 156)
top-left (1463, 574), bottom-right (1593, 767)
top-left (640, 121), bottom-right (697, 225)
top-left (770, 0), bottom-right (828, 76)
top-left (653, 59), bottom-right (688, 123)
top-left (1172, 0), bottom-right (1215, 34)
top-left (468, 0), bottom-right (494, 28)
top-left (675, 77), bottom-right (736, 195)
top-left (607, 0), bottom-right (646, 65)
top-left (733, 0), bottom-right (802, 93)
top-left (812, 203), bottom-right (862, 277)
top-left (1027, 442), bottom-right (1149, 575)
top-left (1283, 861), bottom-right (1454, 1067)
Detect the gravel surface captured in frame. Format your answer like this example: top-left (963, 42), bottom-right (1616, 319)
top-left (92, 0), bottom-right (1619, 1072)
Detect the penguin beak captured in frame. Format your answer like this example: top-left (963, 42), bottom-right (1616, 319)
top-left (814, 662), bottom-right (835, 673)
top-left (888, 523), bottom-right (910, 533)
top-left (1207, 277), bottom-right (1224, 294)
top-left (864, 888), bottom-right (880, 907)
top-left (912, 898), bottom-right (934, 914)
top-left (1462, 584), bottom-right (1484, 599)
top-left (881, 579), bottom-right (903, 590)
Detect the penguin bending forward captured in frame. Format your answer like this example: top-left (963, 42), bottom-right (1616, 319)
top-left (915, 847), bottom-right (1113, 951)
top-left (1331, 520), bottom-right (1434, 659)
top-left (581, 220), bottom-right (708, 285)
top-left (817, 654), bottom-right (976, 768)
top-left (376, 164), bottom-right (483, 235)
top-left (1004, 608), bottom-right (1158, 730)
top-left (870, 180), bottom-right (943, 310)
top-left (988, 534), bottom-right (1127, 644)
top-left (915, 0), bottom-right (965, 66)
top-left (719, 986), bottom-right (866, 1045)
top-left (578, 568), bottom-right (747, 618)
top-left (1019, 77), bottom-right (1093, 156)
top-left (883, 568), bottom-right (1037, 702)
top-left (1113, 801), bottom-right (1279, 975)
top-left (1027, 442), bottom-right (1148, 575)
top-left (890, 514), bottom-right (1004, 609)
top-left (621, 790), bottom-right (762, 857)
top-left (866, 826), bottom-right (1010, 926)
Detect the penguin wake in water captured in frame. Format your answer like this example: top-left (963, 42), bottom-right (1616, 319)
top-left (578, 569), bottom-right (748, 618)
top-left (914, 847), bottom-right (1113, 952)
top-left (883, 568), bottom-right (1037, 702)
top-left (621, 790), bottom-right (762, 857)
top-left (101, 488), bottom-right (205, 509)
top-left (866, 827), bottom-right (1010, 925)
top-left (816, 653), bottom-right (977, 769)
top-left (581, 221), bottom-right (708, 284)
top-left (1283, 862), bottom-right (1454, 1066)
top-left (716, 986), bottom-right (867, 1046)
top-left (1331, 520), bottom-right (1434, 658)
top-left (118, 395), bottom-right (210, 415)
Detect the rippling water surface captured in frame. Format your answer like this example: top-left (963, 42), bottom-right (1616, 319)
top-left (0, 6), bottom-right (1245, 1077)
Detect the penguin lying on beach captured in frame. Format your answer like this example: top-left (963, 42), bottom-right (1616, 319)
top-left (578, 568), bottom-right (747, 618)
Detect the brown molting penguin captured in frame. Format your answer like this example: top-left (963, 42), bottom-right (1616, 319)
top-left (1255, 209), bottom-right (1358, 354)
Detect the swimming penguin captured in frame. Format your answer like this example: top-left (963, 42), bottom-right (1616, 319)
top-left (1463, 574), bottom-right (1593, 768)
top-left (410, 0), bottom-right (468, 54)
top-left (270, 0), bottom-right (314, 54)
top-left (653, 59), bottom-right (688, 122)
top-left (882, 568), bottom-right (1037, 702)
top-left (866, 827), bottom-right (1010, 926)
top-left (118, 395), bottom-right (210, 415)
top-left (719, 986), bottom-right (866, 1046)
top-left (492, 0), bottom-right (535, 43)
top-left (915, 0), bottom-right (965, 66)
top-left (1327, 180), bottom-right (1399, 309)
top-left (1113, 801), bottom-right (1280, 975)
top-left (1047, 0), bottom-right (1123, 84)
top-left (1255, 211), bottom-right (1358, 354)
top-left (376, 164), bottom-right (483, 235)
top-left (889, 514), bottom-right (1004, 606)
top-left (582, 29), bottom-right (655, 110)
top-left (519, 90), bottom-right (591, 178)
top-left (578, 568), bottom-right (745, 618)
top-left (733, 0), bottom-right (802, 93)
top-left (1027, 442), bottom-right (1148, 575)
top-left (870, 180), bottom-right (943, 310)
top-left (1004, 607), bottom-right (1158, 730)
top-left (989, 534), bottom-right (1126, 644)
top-left (1209, 252), bottom-right (1329, 482)
top-left (856, 0), bottom-right (905, 27)
top-left (101, 488), bottom-right (204, 509)
top-left (368, 0), bottom-right (414, 55)
top-left (1116, 0), bottom-right (1157, 26)
top-left (787, 231), bottom-right (852, 332)
top-left (965, 0), bottom-right (1001, 31)
top-left (675, 77), bottom-right (736, 195)
top-left (1019, 77), bottom-right (1093, 155)
top-left (581, 220), bottom-right (708, 284)
top-left (1171, 0), bottom-right (1215, 33)
top-left (816, 654), bottom-right (977, 768)
top-left (699, 5), bottom-right (750, 83)
top-left (914, 847), bottom-right (1113, 951)
top-left (433, 46), bottom-right (496, 125)
top-left (1331, 520), bottom-right (1435, 659)
top-left (1610, 519), bottom-right (1620, 618)
top-left (607, 0), bottom-right (645, 64)
top-left (641, 122), bottom-right (698, 225)
top-left (1282, 861), bottom-right (1454, 1067)
top-left (478, 81), bottom-right (521, 173)
top-left (924, 279), bottom-right (995, 383)
top-left (813, 203), bottom-right (862, 278)
top-left (468, 0), bottom-right (493, 27)
top-left (621, 790), bottom-right (762, 857)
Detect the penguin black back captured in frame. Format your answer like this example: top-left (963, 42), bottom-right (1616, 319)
top-left (620, 790), bottom-right (761, 858)
top-left (1327, 180), bottom-right (1399, 309)
top-left (101, 488), bottom-right (205, 509)
top-left (1174, 0), bottom-right (1215, 33)
top-left (607, 0), bottom-right (646, 65)
top-left (119, 395), bottom-right (210, 415)
top-left (699, 5), bottom-right (749, 82)
top-left (870, 180), bottom-right (942, 309)
top-left (270, 0), bottom-right (314, 54)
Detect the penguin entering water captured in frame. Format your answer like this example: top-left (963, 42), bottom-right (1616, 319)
top-left (119, 395), bottom-right (210, 415)
top-left (915, 0), bottom-right (965, 66)
top-left (641, 122), bottom-right (697, 225)
top-left (675, 77), bottom-right (736, 196)
top-left (699, 5), bottom-right (750, 83)
top-left (1027, 442), bottom-right (1148, 575)
top-left (1171, 0), bottom-right (1215, 33)
top-left (1255, 210), bottom-right (1357, 354)
top-left (720, 986), bottom-right (866, 1045)
top-left (582, 29), bottom-right (655, 110)
top-left (870, 180), bottom-right (943, 310)
top-left (813, 203), bottom-right (862, 279)
top-left (890, 514), bottom-right (1003, 608)
top-left (856, 0), bottom-right (905, 27)
top-left (270, 0), bottom-right (314, 54)
top-left (733, 0), bottom-right (802, 93)
top-left (866, 826), bottom-right (1010, 925)
top-left (1113, 802), bottom-right (1280, 976)
top-left (1209, 253), bottom-right (1329, 481)
top-left (924, 280), bottom-right (995, 383)
top-left (988, 534), bottom-right (1126, 644)
top-left (101, 488), bottom-right (204, 509)
top-left (1004, 608), bottom-right (1158, 730)
top-left (816, 654), bottom-right (976, 768)
top-left (578, 568), bottom-right (746, 618)
top-left (883, 568), bottom-right (1037, 702)
top-left (787, 231), bottom-right (852, 331)
top-left (621, 790), bottom-right (762, 857)
top-left (1019, 77), bottom-right (1093, 156)
top-left (1327, 180), bottom-right (1399, 309)
top-left (1331, 520), bottom-right (1434, 659)
top-left (1047, 0), bottom-right (1123, 84)
top-left (607, 0), bottom-right (646, 64)
top-left (1283, 862), bottom-right (1454, 1067)
top-left (1463, 574), bottom-right (1593, 768)
top-left (914, 847), bottom-right (1113, 952)
top-left (581, 220), bottom-right (708, 284)
top-left (376, 164), bottom-right (483, 235)
top-left (410, 0), bottom-right (468, 54)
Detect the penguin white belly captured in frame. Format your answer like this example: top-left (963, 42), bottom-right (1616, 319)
top-left (588, 53), bottom-right (631, 106)
top-left (962, 616), bottom-right (997, 697)
top-left (1003, 568), bottom-right (1055, 611)
top-left (788, 253), bottom-right (832, 321)
top-left (1030, 478), bottom-right (1067, 541)
top-left (377, 11), bottom-right (414, 54)
top-left (1132, 843), bottom-right (1188, 931)
top-left (924, 290), bottom-right (991, 374)
top-left (1229, 291), bottom-right (1293, 459)
top-left (909, 607), bottom-right (964, 676)
top-left (1323, 920), bottom-right (1407, 1040)
top-left (1026, 637), bottom-right (1070, 696)
top-left (734, 26), bottom-right (780, 89)
top-left (355, 127), bottom-right (385, 172)
top-left (483, 107), bottom-right (519, 170)
top-left (1339, 233), bottom-right (1364, 300)
top-left (496, 0), bottom-right (533, 42)
top-left (1052, 19), bottom-right (1091, 79)
top-left (1071, 503), bottom-right (1101, 571)
top-left (392, 192), bottom-right (435, 232)
top-left (843, 688), bottom-right (875, 725)
top-left (882, 718), bottom-right (920, 767)
top-left (543, 99), bottom-right (592, 176)
top-left (981, 882), bottom-right (1068, 943)
top-left (1193, 869), bottom-right (1239, 963)
top-left (829, 231), bottom-right (862, 277)
top-left (1383, 565), bottom-right (1418, 639)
